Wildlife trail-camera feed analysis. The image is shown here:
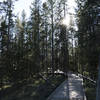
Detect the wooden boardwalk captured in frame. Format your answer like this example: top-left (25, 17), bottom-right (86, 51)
top-left (47, 73), bottom-right (87, 100)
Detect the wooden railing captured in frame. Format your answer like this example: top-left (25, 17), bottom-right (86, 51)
top-left (78, 74), bottom-right (96, 85)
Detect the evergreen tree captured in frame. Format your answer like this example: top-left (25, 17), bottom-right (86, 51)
top-left (76, 0), bottom-right (99, 78)
top-left (30, 0), bottom-right (41, 74)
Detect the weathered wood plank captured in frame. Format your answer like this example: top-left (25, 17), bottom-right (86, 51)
top-left (47, 73), bottom-right (86, 100)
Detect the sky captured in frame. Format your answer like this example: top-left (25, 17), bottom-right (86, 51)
top-left (14, 0), bottom-right (46, 18)
top-left (14, 0), bottom-right (34, 18)
top-left (1, 0), bottom-right (77, 26)
top-left (67, 0), bottom-right (77, 14)
top-left (13, 0), bottom-right (77, 19)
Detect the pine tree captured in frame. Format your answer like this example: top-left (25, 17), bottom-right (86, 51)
top-left (76, 0), bottom-right (99, 77)
top-left (40, 2), bottom-right (49, 72)
top-left (47, 0), bottom-right (55, 74)
top-left (30, 0), bottom-right (41, 74)
top-left (0, 19), bottom-right (8, 90)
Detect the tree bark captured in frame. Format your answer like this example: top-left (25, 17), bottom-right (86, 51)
top-left (51, 0), bottom-right (54, 75)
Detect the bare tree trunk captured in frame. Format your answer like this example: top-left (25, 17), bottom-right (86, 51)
top-left (7, 0), bottom-right (12, 51)
top-left (45, 23), bottom-right (48, 73)
top-left (51, 0), bottom-right (54, 75)
top-left (63, 1), bottom-right (69, 73)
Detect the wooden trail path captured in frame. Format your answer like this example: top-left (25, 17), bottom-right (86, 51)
top-left (47, 73), bottom-right (87, 100)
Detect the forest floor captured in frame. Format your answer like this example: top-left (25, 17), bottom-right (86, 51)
top-left (85, 87), bottom-right (96, 100)
top-left (0, 73), bottom-right (96, 100)
top-left (47, 73), bottom-right (86, 100)
top-left (0, 75), bottom-right (65, 100)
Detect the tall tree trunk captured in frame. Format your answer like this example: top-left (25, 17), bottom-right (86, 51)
top-left (63, 1), bottom-right (69, 73)
top-left (51, 0), bottom-right (54, 74)
top-left (45, 23), bottom-right (48, 73)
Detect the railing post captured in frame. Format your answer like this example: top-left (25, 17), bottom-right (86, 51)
top-left (96, 57), bottom-right (100, 100)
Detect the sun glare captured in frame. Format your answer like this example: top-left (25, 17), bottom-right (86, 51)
top-left (61, 0), bottom-right (77, 27)
top-left (61, 14), bottom-right (71, 27)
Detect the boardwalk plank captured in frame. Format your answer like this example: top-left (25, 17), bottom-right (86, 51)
top-left (47, 73), bottom-right (87, 100)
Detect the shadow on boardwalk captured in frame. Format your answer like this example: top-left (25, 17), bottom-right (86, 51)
top-left (47, 80), bottom-right (69, 100)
